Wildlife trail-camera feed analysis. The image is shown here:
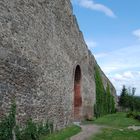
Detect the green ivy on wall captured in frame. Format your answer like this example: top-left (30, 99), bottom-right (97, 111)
top-left (0, 100), bottom-right (16, 140)
top-left (94, 66), bottom-right (115, 118)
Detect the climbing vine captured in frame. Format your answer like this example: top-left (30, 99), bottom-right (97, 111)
top-left (94, 66), bottom-right (115, 118)
top-left (0, 100), bottom-right (16, 140)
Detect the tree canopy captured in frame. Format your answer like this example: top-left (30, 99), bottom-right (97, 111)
top-left (119, 85), bottom-right (140, 111)
top-left (94, 66), bottom-right (115, 118)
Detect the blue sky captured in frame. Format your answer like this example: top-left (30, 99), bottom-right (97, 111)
top-left (71, 0), bottom-right (140, 96)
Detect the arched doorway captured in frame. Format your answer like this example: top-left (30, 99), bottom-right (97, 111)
top-left (74, 65), bottom-right (82, 121)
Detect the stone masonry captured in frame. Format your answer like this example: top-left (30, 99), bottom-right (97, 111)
top-left (0, 0), bottom-right (117, 129)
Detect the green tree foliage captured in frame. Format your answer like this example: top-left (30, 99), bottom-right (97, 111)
top-left (134, 96), bottom-right (140, 111)
top-left (106, 84), bottom-right (115, 114)
top-left (94, 66), bottom-right (115, 118)
top-left (16, 119), bottom-right (53, 140)
top-left (119, 85), bottom-right (128, 108)
top-left (21, 119), bottom-right (39, 140)
top-left (119, 85), bottom-right (140, 111)
top-left (0, 100), bottom-right (16, 140)
top-left (119, 85), bottom-right (133, 110)
top-left (94, 66), bottom-right (105, 117)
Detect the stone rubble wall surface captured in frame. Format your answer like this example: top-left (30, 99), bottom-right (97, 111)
top-left (0, 0), bottom-right (116, 129)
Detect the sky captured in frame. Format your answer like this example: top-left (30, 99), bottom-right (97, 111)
top-left (71, 0), bottom-right (140, 96)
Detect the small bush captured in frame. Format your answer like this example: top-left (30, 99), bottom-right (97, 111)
top-left (16, 119), bottom-right (54, 140)
top-left (21, 119), bottom-right (39, 140)
top-left (0, 101), bottom-right (53, 140)
top-left (126, 112), bottom-right (140, 121)
top-left (38, 122), bottom-right (45, 135)
top-left (126, 112), bottom-right (135, 118)
top-left (38, 121), bottom-right (53, 136)
top-left (134, 115), bottom-right (140, 121)
top-left (15, 125), bottom-right (22, 140)
top-left (0, 100), bottom-right (16, 140)
top-left (0, 116), bottom-right (12, 140)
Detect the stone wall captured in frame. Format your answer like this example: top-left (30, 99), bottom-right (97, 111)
top-left (0, 0), bottom-right (116, 129)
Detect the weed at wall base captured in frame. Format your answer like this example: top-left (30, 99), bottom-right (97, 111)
top-left (0, 101), bottom-right (53, 140)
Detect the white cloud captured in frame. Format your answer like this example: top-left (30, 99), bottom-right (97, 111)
top-left (94, 45), bottom-right (140, 74)
top-left (73, 0), bottom-right (116, 18)
top-left (94, 45), bottom-right (140, 96)
top-left (109, 71), bottom-right (140, 96)
top-left (86, 40), bottom-right (97, 48)
top-left (133, 29), bottom-right (140, 40)
top-left (123, 71), bottom-right (134, 79)
top-left (94, 52), bottom-right (107, 58)
top-left (113, 71), bottom-right (134, 82)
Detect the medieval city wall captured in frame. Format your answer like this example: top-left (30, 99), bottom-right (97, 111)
top-left (0, 0), bottom-right (116, 129)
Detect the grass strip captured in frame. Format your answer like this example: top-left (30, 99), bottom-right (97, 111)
top-left (40, 125), bottom-right (81, 140)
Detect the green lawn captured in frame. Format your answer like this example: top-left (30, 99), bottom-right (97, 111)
top-left (89, 112), bottom-right (140, 140)
top-left (94, 112), bottom-right (140, 127)
top-left (40, 125), bottom-right (81, 140)
top-left (90, 128), bottom-right (140, 140)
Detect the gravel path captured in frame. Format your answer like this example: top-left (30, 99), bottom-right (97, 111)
top-left (128, 125), bottom-right (140, 131)
top-left (70, 124), bottom-right (104, 140)
top-left (70, 124), bottom-right (140, 140)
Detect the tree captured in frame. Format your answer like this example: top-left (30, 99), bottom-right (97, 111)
top-left (129, 87), bottom-right (136, 111)
top-left (106, 84), bottom-right (111, 113)
top-left (132, 87), bottom-right (136, 95)
top-left (94, 66), bottom-right (106, 117)
top-left (119, 85), bottom-right (128, 108)
top-left (119, 85), bottom-right (140, 111)
top-left (106, 83), bottom-right (115, 114)
top-left (94, 66), bottom-right (115, 117)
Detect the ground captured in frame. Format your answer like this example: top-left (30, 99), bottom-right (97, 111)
top-left (70, 124), bottom-right (104, 140)
top-left (40, 112), bottom-right (140, 140)
top-left (70, 112), bottom-right (140, 140)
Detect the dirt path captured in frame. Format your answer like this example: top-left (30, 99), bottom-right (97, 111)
top-left (70, 124), bottom-right (104, 140)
